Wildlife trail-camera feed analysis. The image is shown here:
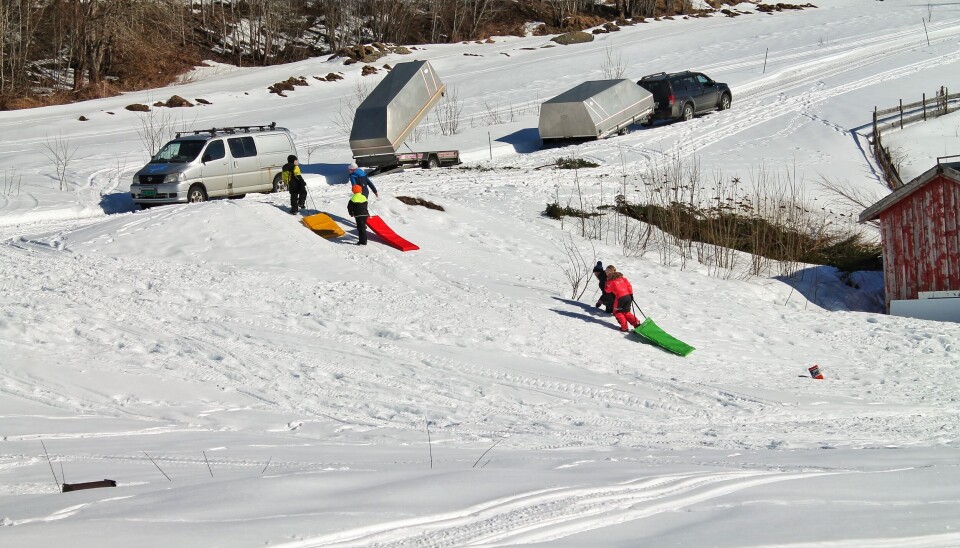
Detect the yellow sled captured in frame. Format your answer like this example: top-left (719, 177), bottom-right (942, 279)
top-left (302, 213), bottom-right (345, 239)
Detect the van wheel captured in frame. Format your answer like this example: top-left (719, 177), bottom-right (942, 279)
top-left (719, 93), bottom-right (731, 111)
top-left (187, 184), bottom-right (208, 203)
top-left (426, 155), bottom-right (440, 169)
top-left (681, 103), bottom-right (694, 121)
top-left (272, 173), bottom-right (286, 193)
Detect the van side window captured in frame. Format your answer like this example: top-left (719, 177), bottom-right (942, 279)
top-left (204, 140), bottom-right (225, 161)
top-left (228, 136), bottom-right (257, 158)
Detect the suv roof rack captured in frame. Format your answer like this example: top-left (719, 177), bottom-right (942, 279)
top-left (176, 122), bottom-right (279, 139)
top-left (640, 72), bottom-right (668, 80)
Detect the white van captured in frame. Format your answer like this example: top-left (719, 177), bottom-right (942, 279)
top-left (130, 123), bottom-right (297, 207)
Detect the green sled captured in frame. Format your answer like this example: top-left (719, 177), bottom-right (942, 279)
top-left (633, 318), bottom-right (695, 356)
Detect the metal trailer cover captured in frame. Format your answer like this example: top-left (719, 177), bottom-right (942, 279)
top-left (349, 60), bottom-right (446, 157)
top-left (538, 79), bottom-right (654, 140)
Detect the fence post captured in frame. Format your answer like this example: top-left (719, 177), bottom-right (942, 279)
top-left (873, 107), bottom-right (878, 144)
top-left (899, 99), bottom-right (904, 128)
top-left (923, 93), bottom-right (926, 121)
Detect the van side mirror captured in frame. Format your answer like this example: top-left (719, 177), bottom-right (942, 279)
top-left (202, 154), bottom-right (211, 163)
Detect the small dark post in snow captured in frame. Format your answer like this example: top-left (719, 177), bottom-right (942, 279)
top-left (899, 99), bottom-right (904, 129)
top-left (923, 19), bottom-right (930, 46)
top-left (473, 438), bottom-right (502, 468)
top-left (41, 440), bottom-right (60, 492)
top-left (488, 132), bottom-right (493, 161)
top-left (261, 456), bottom-right (272, 476)
top-left (203, 451), bottom-right (214, 478)
top-left (923, 93), bottom-right (927, 121)
top-left (143, 451), bottom-right (171, 482)
top-left (762, 48), bottom-right (768, 74)
top-left (426, 421), bottom-right (434, 469)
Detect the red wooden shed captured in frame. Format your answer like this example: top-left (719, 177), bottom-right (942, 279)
top-left (859, 159), bottom-right (960, 312)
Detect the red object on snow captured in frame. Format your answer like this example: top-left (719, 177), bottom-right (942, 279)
top-left (366, 215), bottom-right (419, 251)
top-left (808, 364), bottom-right (824, 379)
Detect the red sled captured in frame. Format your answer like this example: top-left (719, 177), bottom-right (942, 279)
top-left (366, 215), bottom-right (419, 251)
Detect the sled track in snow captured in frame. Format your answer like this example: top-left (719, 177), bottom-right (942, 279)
top-left (278, 469), bottom-right (840, 547)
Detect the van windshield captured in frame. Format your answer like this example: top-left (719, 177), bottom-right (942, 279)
top-left (151, 140), bottom-right (205, 163)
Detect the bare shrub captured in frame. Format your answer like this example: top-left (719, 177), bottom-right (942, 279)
top-left (434, 85), bottom-right (463, 136)
top-left (558, 233), bottom-right (596, 300)
top-left (601, 44), bottom-right (625, 79)
top-left (136, 108), bottom-right (194, 157)
top-left (817, 176), bottom-right (881, 223)
top-left (41, 134), bottom-right (78, 191)
top-left (2, 168), bottom-right (23, 196)
top-left (332, 78), bottom-right (376, 138)
top-left (539, 154), bottom-right (882, 280)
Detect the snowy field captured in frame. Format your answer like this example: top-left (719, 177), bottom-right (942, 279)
top-left (2, 1), bottom-right (960, 546)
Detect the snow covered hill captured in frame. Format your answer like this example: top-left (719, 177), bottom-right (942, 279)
top-left (2, 2), bottom-right (959, 546)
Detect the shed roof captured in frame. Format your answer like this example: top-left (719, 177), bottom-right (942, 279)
top-left (859, 160), bottom-right (960, 222)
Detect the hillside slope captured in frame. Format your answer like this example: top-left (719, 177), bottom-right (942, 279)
top-left (1, 1), bottom-right (960, 546)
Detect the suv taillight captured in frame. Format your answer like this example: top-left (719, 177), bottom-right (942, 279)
top-left (668, 94), bottom-right (675, 106)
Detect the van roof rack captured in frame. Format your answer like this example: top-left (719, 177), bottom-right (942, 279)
top-left (176, 122), bottom-right (279, 139)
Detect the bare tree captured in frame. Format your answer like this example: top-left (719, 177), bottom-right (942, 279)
top-left (42, 133), bottom-right (78, 191)
top-left (434, 85), bottom-right (463, 136)
top-left (559, 233), bottom-right (596, 300)
top-left (0, 0), bottom-right (48, 100)
top-left (332, 77), bottom-right (376, 138)
top-left (601, 44), bottom-right (625, 79)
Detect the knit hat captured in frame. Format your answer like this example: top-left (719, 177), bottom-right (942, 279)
top-left (348, 162), bottom-right (358, 172)
top-left (351, 184), bottom-right (362, 194)
top-left (287, 154), bottom-right (297, 163)
top-left (593, 261), bottom-right (604, 273)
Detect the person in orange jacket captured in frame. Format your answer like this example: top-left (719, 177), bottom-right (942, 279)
top-left (604, 265), bottom-right (641, 332)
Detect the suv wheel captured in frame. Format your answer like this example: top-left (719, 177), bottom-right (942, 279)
top-left (187, 184), bottom-right (208, 203)
top-left (719, 93), bottom-right (731, 111)
top-left (681, 103), bottom-right (694, 122)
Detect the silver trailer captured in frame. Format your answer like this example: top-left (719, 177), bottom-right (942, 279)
top-left (539, 79), bottom-right (654, 142)
top-left (350, 60), bottom-right (458, 171)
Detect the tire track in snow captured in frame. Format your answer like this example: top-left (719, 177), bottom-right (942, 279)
top-left (543, 21), bottom-right (960, 168)
top-left (276, 469), bottom-right (838, 547)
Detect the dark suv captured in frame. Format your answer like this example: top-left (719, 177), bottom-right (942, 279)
top-left (638, 71), bottom-right (732, 123)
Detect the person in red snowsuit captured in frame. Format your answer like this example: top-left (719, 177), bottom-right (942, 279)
top-left (604, 265), bottom-right (641, 332)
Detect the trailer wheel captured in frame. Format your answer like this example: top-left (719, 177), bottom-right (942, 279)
top-left (426, 155), bottom-right (440, 169)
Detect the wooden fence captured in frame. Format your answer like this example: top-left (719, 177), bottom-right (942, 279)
top-left (872, 87), bottom-right (960, 190)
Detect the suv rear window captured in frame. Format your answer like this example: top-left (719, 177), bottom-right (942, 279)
top-left (639, 80), bottom-right (671, 99)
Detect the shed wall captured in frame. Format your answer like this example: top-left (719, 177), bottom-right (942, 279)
top-left (879, 176), bottom-right (960, 306)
